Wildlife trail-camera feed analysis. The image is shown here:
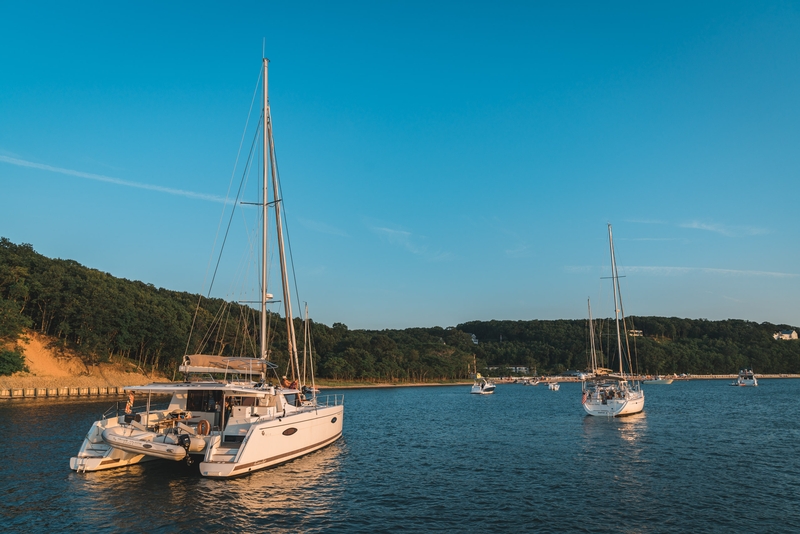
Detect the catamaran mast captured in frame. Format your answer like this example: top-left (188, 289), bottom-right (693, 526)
top-left (263, 58), bottom-right (301, 384)
top-left (260, 58), bottom-right (270, 363)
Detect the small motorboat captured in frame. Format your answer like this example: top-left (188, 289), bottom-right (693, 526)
top-left (471, 374), bottom-right (496, 395)
top-left (548, 382), bottom-right (560, 391)
top-left (643, 375), bottom-right (673, 385)
top-left (732, 368), bottom-right (758, 387)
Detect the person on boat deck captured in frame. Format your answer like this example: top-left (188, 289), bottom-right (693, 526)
top-left (280, 375), bottom-right (292, 388)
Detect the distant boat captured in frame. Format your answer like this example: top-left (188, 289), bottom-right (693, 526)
top-left (732, 368), bottom-right (758, 387)
top-left (522, 378), bottom-right (540, 386)
top-left (581, 225), bottom-right (645, 417)
top-left (470, 356), bottom-right (496, 394)
top-left (548, 382), bottom-right (560, 391)
top-left (643, 375), bottom-right (674, 385)
top-left (471, 373), bottom-right (497, 395)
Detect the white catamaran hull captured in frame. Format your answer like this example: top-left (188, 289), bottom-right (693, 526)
top-left (200, 404), bottom-right (343, 478)
top-left (70, 418), bottom-right (160, 472)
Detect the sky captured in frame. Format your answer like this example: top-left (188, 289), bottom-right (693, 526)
top-left (1, 1), bottom-right (799, 330)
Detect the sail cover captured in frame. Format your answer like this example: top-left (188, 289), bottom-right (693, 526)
top-left (180, 355), bottom-right (278, 374)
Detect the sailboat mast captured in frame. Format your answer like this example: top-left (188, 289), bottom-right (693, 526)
top-left (260, 58), bottom-right (269, 362)
top-left (608, 224), bottom-right (624, 376)
top-left (588, 298), bottom-right (597, 373)
top-left (263, 59), bottom-right (301, 383)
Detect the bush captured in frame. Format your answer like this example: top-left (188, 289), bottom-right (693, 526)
top-left (0, 298), bottom-right (32, 340)
top-left (0, 347), bottom-right (26, 376)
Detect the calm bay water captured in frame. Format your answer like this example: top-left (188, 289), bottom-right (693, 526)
top-left (1, 380), bottom-right (799, 533)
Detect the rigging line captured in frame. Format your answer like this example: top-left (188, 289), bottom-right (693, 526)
top-left (185, 67), bottom-right (263, 356)
top-left (207, 114), bottom-right (263, 297)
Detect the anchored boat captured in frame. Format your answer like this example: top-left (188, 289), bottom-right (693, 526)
top-left (732, 368), bottom-right (758, 387)
top-left (70, 57), bottom-right (344, 477)
top-left (581, 225), bottom-right (645, 417)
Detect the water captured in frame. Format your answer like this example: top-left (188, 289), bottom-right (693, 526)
top-left (1, 380), bottom-right (799, 533)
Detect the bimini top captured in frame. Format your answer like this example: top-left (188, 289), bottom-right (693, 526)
top-left (179, 355), bottom-right (279, 375)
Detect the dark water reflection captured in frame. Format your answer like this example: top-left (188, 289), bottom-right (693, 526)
top-left (1, 380), bottom-right (799, 533)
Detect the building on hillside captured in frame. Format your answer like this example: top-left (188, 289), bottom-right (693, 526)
top-left (628, 329), bottom-right (643, 337)
top-left (773, 330), bottom-right (798, 340)
top-left (488, 365), bottom-right (529, 374)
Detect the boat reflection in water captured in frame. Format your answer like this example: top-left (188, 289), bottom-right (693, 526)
top-left (70, 440), bottom-right (345, 531)
top-left (581, 411), bottom-right (648, 444)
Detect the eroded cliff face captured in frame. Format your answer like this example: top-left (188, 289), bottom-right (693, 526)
top-left (0, 330), bottom-right (163, 389)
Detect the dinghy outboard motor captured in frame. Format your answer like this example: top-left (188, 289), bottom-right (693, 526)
top-left (178, 434), bottom-right (193, 465)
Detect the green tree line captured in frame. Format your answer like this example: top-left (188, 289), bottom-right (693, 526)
top-left (2, 238), bottom-right (799, 378)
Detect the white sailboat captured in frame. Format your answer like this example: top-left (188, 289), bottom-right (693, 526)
top-left (70, 58), bottom-right (344, 477)
top-left (581, 224), bottom-right (645, 417)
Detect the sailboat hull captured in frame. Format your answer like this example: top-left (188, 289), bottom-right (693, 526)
top-left (583, 390), bottom-right (644, 417)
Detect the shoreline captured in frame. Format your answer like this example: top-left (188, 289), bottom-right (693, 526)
top-left (4, 374), bottom-right (800, 401)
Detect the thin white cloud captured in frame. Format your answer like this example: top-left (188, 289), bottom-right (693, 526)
top-left (625, 218), bottom-right (668, 225)
top-left (505, 244), bottom-right (532, 258)
top-left (679, 220), bottom-right (767, 237)
top-left (618, 237), bottom-right (682, 242)
top-left (0, 155), bottom-right (228, 203)
top-left (372, 227), bottom-right (421, 254)
top-left (370, 225), bottom-right (453, 262)
top-left (625, 265), bottom-right (797, 278)
top-left (297, 217), bottom-right (348, 237)
top-left (566, 265), bottom-right (797, 278)
top-left (564, 265), bottom-right (596, 274)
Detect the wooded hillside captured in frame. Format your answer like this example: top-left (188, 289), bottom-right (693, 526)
top-left (2, 238), bottom-right (799, 379)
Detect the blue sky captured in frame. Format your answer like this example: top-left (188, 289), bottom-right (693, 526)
top-left (1, 1), bottom-right (798, 330)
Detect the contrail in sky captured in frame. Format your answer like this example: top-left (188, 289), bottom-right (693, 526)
top-left (0, 155), bottom-right (227, 203)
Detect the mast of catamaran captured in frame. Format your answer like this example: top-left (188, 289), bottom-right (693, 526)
top-left (260, 58), bottom-right (270, 364)
top-left (262, 57), bottom-right (301, 385)
top-left (608, 223), bottom-right (625, 376)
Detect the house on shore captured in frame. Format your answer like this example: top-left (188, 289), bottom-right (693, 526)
top-left (773, 329), bottom-right (798, 340)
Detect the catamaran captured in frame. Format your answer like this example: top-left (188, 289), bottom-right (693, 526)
top-left (70, 58), bottom-right (344, 477)
top-left (581, 224), bottom-right (645, 417)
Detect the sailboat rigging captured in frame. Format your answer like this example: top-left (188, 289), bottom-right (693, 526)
top-left (581, 224), bottom-right (645, 417)
top-left (71, 57), bottom-right (344, 477)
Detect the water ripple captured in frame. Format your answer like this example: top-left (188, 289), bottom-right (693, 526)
top-left (1, 381), bottom-right (799, 532)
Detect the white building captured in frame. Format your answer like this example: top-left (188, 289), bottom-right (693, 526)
top-left (773, 330), bottom-right (798, 340)
top-left (488, 365), bottom-right (529, 374)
